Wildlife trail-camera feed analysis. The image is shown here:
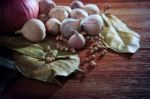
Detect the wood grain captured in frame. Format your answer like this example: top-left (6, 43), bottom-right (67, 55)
top-left (1, 1), bottom-right (150, 99)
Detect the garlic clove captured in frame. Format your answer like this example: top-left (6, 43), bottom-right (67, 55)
top-left (56, 6), bottom-right (72, 17)
top-left (70, 0), bottom-right (84, 9)
top-left (80, 14), bottom-right (104, 35)
top-left (39, 0), bottom-right (56, 14)
top-left (70, 8), bottom-right (88, 19)
top-left (68, 30), bottom-right (85, 49)
top-left (83, 4), bottom-right (100, 15)
top-left (45, 18), bottom-right (61, 35)
top-left (49, 7), bottom-right (69, 22)
top-left (60, 18), bottom-right (81, 38)
top-left (16, 19), bottom-right (46, 42)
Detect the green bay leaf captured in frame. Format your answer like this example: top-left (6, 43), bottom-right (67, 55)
top-left (101, 13), bottom-right (140, 53)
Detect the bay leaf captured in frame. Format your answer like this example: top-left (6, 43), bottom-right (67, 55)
top-left (13, 53), bottom-right (80, 83)
top-left (101, 13), bottom-right (140, 53)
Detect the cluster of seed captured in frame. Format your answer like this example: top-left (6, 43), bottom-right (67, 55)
top-left (81, 54), bottom-right (97, 67)
top-left (56, 35), bottom-right (68, 42)
top-left (40, 45), bottom-right (56, 63)
top-left (56, 43), bottom-right (76, 53)
top-left (85, 35), bottom-right (100, 42)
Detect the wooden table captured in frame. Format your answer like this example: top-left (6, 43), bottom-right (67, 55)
top-left (1, 0), bottom-right (150, 99)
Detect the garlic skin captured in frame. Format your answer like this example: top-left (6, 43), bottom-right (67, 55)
top-left (83, 4), bottom-right (100, 15)
top-left (68, 31), bottom-right (85, 49)
top-left (80, 15), bottom-right (104, 35)
top-left (16, 19), bottom-right (46, 42)
top-left (60, 18), bottom-right (81, 38)
top-left (39, 0), bottom-right (56, 14)
top-left (70, 8), bottom-right (88, 19)
top-left (49, 7), bottom-right (69, 21)
top-left (70, 0), bottom-right (84, 9)
top-left (45, 18), bottom-right (61, 35)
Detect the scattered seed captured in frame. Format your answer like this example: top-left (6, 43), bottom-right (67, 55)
top-left (90, 55), bottom-right (96, 60)
top-left (51, 57), bottom-right (56, 61)
top-left (90, 60), bottom-right (97, 67)
top-left (93, 47), bottom-right (98, 51)
top-left (94, 36), bottom-right (99, 40)
top-left (64, 47), bottom-right (69, 51)
top-left (90, 49), bottom-right (94, 54)
top-left (101, 49), bottom-right (108, 56)
top-left (71, 48), bottom-right (76, 53)
top-left (59, 47), bottom-right (64, 51)
top-left (45, 57), bottom-right (53, 63)
top-left (59, 35), bottom-right (63, 40)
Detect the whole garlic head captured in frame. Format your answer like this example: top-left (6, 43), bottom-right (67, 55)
top-left (16, 19), bottom-right (46, 42)
top-left (80, 14), bottom-right (104, 35)
top-left (60, 18), bottom-right (81, 38)
top-left (49, 7), bottom-right (69, 21)
top-left (83, 4), bottom-right (100, 15)
top-left (68, 30), bottom-right (85, 49)
top-left (45, 18), bottom-right (61, 35)
top-left (70, 8), bottom-right (88, 19)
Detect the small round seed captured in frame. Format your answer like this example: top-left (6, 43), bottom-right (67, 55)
top-left (93, 47), bottom-right (98, 51)
top-left (45, 57), bottom-right (53, 63)
top-left (59, 47), bottom-right (64, 51)
top-left (71, 48), bottom-right (76, 53)
top-left (59, 35), bottom-right (63, 40)
top-left (101, 49), bottom-right (108, 55)
top-left (90, 61), bottom-right (96, 67)
top-left (51, 57), bottom-right (56, 61)
top-left (90, 49), bottom-right (94, 54)
top-left (94, 36), bottom-right (99, 40)
top-left (91, 55), bottom-right (96, 60)
top-left (64, 47), bottom-right (69, 51)
top-left (56, 35), bottom-right (60, 40)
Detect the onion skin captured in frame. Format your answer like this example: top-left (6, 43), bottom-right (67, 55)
top-left (0, 0), bottom-right (39, 34)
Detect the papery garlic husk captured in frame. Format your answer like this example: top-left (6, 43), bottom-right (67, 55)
top-left (68, 30), bottom-right (85, 49)
top-left (45, 18), bottom-right (61, 35)
top-left (37, 14), bottom-right (49, 23)
top-left (83, 4), bottom-right (100, 15)
top-left (80, 14), bottom-right (104, 35)
top-left (60, 18), bottom-right (81, 38)
top-left (70, 0), bottom-right (84, 9)
top-left (39, 0), bottom-right (56, 14)
top-left (49, 7), bottom-right (69, 21)
top-left (70, 8), bottom-right (88, 19)
top-left (56, 6), bottom-right (72, 16)
top-left (16, 19), bottom-right (46, 42)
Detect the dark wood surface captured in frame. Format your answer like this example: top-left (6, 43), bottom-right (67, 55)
top-left (1, 0), bottom-right (150, 99)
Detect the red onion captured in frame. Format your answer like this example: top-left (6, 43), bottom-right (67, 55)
top-left (0, 0), bottom-right (39, 34)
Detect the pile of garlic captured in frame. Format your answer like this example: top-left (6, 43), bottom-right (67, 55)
top-left (16, 0), bottom-right (104, 50)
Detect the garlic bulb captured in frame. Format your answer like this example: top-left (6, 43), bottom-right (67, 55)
top-left (39, 0), bottom-right (56, 14)
top-left (83, 4), bottom-right (100, 15)
top-left (70, 0), bottom-right (84, 9)
top-left (68, 30), bottom-right (85, 49)
top-left (60, 18), bottom-right (81, 38)
top-left (16, 19), bottom-right (46, 42)
top-left (80, 15), bottom-right (104, 35)
top-left (70, 8), bottom-right (88, 19)
top-left (49, 7), bottom-right (69, 21)
top-left (45, 18), bottom-right (61, 35)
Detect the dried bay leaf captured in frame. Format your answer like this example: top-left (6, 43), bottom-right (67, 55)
top-left (14, 53), bottom-right (80, 83)
top-left (101, 13), bottom-right (140, 53)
